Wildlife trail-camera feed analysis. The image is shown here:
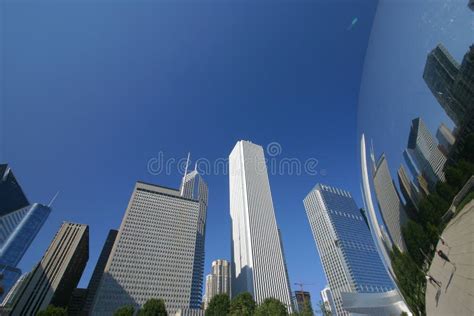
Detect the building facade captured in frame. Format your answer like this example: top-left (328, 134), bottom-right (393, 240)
top-left (10, 222), bottom-right (89, 316)
top-left (0, 164), bottom-right (29, 217)
top-left (83, 229), bottom-right (118, 314)
top-left (372, 154), bottom-right (408, 252)
top-left (397, 165), bottom-right (422, 213)
top-left (92, 168), bottom-right (208, 315)
top-left (304, 184), bottom-right (403, 316)
top-left (0, 204), bottom-right (52, 267)
top-left (320, 286), bottom-right (336, 315)
top-left (294, 291), bottom-right (312, 314)
top-left (0, 164), bottom-right (51, 302)
top-left (229, 141), bottom-right (293, 313)
top-left (436, 123), bottom-right (456, 156)
top-left (203, 259), bottom-right (230, 309)
top-left (407, 117), bottom-right (447, 187)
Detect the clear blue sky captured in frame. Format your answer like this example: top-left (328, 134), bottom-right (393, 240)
top-left (2, 0), bottom-right (379, 307)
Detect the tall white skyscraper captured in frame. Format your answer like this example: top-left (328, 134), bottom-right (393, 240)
top-left (229, 140), bottom-right (293, 313)
top-left (372, 154), bottom-right (408, 252)
top-left (203, 259), bottom-right (230, 309)
top-left (92, 162), bottom-right (208, 315)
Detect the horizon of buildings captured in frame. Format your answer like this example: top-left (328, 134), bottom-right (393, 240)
top-left (0, 40), bottom-right (470, 316)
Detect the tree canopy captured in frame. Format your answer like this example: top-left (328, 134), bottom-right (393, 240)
top-left (138, 298), bottom-right (167, 316)
top-left (36, 305), bottom-right (67, 316)
top-left (229, 292), bottom-right (256, 316)
top-left (254, 298), bottom-right (288, 316)
top-left (114, 305), bottom-right (135, 316)
top-left (205, 294), bottom-right (230, 316)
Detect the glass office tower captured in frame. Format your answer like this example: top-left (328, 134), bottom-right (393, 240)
top-left (0, 204), bottom-right (51, 267)
top-left (304, 184), bottom-right (409, 315)
top-left (0, 165), bottom-right (52, 302)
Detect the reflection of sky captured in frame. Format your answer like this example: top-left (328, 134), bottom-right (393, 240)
top-left (358, 0), bottom-right (472, 191)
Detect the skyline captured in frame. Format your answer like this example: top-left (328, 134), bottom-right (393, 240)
top-left (2, 0), bottom-right (472, 313)
top-left (3, 1), bottom-right (378, 309)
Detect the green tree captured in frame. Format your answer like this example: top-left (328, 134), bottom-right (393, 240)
top-left (390, 247), bottom-right (425, 316)
top-left (299, 300), bottom-right (314, 316)
top-left (138, 299), bottom-right (167, 316)
top-left (114, 305), bottom-right (135, 316)
top-left (254, 298), bottom-right (288, 316)
top-left (229, 292), bottom-right (256, 316)
top-left (36, 305), bottom-right (67, 316)
top-left (402, 220), bottom-right (429, 267)
top-left (205, 294), bottom-right (230, 316)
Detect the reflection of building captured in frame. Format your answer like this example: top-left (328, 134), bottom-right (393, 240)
top-left (372, 154), bottom-right (408, 252)
top-left (423, 44), bottom-right (474, 127)
top-left (83, 229), bottom-right (118, 314)
top-left (436, 123), bottom-right (456, 156)
top-left (304, 184), bottom-right (408, 316)
top-left (10, 222), bottom-right (89, 316)
top-left (203, 260), bottom-right (230, 309)
top-left (295, 290), bottom-right (312, 313)
top-left (398, 165), bottom-right (422, 213)
top-left (407, 118), bottom-right (447, 186)
top-left (229, 141), bottom-right (293, 313)
top-left (380, 225), bottom-right (393, 252)
top-left (92, 164), bottom-right (208, 315)
top-left (0, 165), bottom-right (51, 302)
top-left (320, 286), bottom-right (335, 315)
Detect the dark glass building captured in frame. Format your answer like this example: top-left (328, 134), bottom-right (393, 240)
top-left (0, 164), bottom-right (29, 217)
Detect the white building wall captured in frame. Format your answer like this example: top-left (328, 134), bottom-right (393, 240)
top-left (229, 141), bottom-right (293, 313)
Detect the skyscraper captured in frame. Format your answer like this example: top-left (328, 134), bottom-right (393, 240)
top-left (294, 291), bottom-right (312, 314)
top-left (320, 286), bottom-right (336, 315)
top-left (436, 123), bottom-right (456, 156)
top-left (304, 184), bottom-right (408, 316)
top-left (0, 164), bottom-right (29, 217)
top-left (372, 154), bottom-right (408, 252)
top-left (203, 259), bottom-right (230, 309)
top-left (407, 117), bottom-right (447, 186)
top-left (397, 165), bottom-right (422, 213)
top-left (229, 140), bottom-right (293, 313)
top-left (83, 229), bottom-right (118, 315)
top-left (92, 164), bottom-right (208, 315)
top-left (423, 44), bottom-right (463, 126)
top-left (0, 164), bottom-right (52, 302)
top-left (0, 204), bottom-right (52, 267)
top-left (10, 222), bottom-right (89, 316)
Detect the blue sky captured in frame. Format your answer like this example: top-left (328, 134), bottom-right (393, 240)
top-left (2, 0), bottom-right (379, 307)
